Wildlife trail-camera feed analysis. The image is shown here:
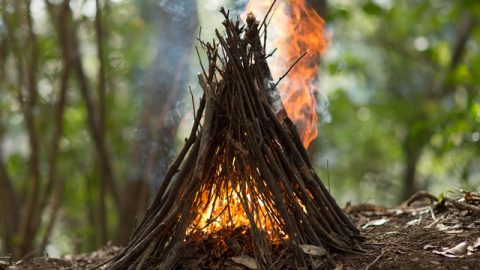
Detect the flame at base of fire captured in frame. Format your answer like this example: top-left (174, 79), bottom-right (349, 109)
top-left (187, 165), bottom-right (287, 241)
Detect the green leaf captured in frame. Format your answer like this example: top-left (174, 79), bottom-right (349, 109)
top-left (362, 2), bottom-right (383, 15)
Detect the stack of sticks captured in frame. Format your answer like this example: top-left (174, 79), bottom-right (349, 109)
top-left (106, 7), bottom-right (362, 270)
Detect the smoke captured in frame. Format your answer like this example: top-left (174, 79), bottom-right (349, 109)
top-left (263, 78), bottom-right (284, 115)
top-left (316, 92), bottom-right (332, 124)
top-left (159, 0), bottom-right (194, 19)
top-left (163, 100), bottom-right (188, 127)
top-left (126, 0), bottom-right (199, 188)
top-left (231, 0), bottom-right (249, 18)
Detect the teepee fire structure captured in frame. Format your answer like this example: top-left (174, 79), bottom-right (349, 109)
top-left (107, 7), bottom-right (361, 270)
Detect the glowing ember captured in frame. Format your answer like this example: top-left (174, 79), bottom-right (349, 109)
top-left (246, 0), bottom-right (327, 148)
top-left (188, 164), bottom-right (285, 240)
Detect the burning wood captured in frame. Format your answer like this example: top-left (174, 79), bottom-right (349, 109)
top-left (106, 7), bottom-right (362, 270)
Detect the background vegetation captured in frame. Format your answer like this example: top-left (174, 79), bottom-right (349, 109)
top-left (0, 0), bottom-right (478, 259)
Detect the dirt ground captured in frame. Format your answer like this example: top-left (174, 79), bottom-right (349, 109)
top-left (335, 194), bottom-right (480, 270)
top-left (2, 191), bottom-right (479, 270)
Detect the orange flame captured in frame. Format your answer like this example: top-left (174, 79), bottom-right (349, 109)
top-left (246, 0), bottom-right (327, 148)
top-left (188, 166), bottom-right (287, 240)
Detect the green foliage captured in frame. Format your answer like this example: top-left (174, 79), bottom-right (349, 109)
top-left (0, 0), bottom-right (157, 255)
top-left (318, 0), bottom-right (480, 205)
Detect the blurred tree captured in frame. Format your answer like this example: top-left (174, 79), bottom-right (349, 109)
top-left (116, 0), bottom-right (198, 244)
top-left (0, 0), bottom-right (134, 256)
top-left (319, 0), bottom-right (479, 204)
top-left (0, 0), bottom-right (68, 256)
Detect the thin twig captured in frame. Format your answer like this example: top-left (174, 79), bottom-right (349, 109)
top-left (327, 160), bottom-right (330, 193)
top-left (406, 191), bottom-right (437, 207)
top-left (258, 0), bottom-right (277, 33)
top-left (447, 197), bottom-right (480, 214)
top-left (263, 48), bottom-right (277, 59)
top-left (189, 85), bottom-right (196, 120)
top-left (364, 251), bottom-right (385, 270)
top-left (273, 51), bottom-right (307, 89)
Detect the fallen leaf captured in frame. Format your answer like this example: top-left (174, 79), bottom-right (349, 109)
top-left (406, 218), bottom-right (421, 227)
top-left (232, 255), bottom-right (257, 269)
top-left (423, 244), bottom-right (435, 250)
top-left (299, 244), bottom-right (327, 257)
top-left (436, 224), bottom-right (450, 231)
top-left (473, 237), bottom-right (480, 249)
top-left (468, 237), bottom-right (480, 253)
top-left (362, 218), bottom-right (390, 229)
top-left (445, 230), bottom-right (463, 234)
top-left (433, 241), bottom-right (468, 258)
top-left (445, 241), bottom-right (469, 255)
top-left (464, 192), bottom-right (480, 203)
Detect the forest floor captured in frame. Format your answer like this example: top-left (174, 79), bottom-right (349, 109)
top-left (335, 191), bottom-right (480, 270)
top-left (2, 191), bottom-right (479, 270)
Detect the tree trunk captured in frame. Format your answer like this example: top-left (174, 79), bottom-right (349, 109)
top-left (0, 160), bottom-right (20, 253)
top-left (401, 146), bottom-right (420, 201)
top-left (400, 14), bottom-right (475, 201)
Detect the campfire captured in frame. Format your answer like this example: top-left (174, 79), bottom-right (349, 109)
top-left (107, 5), bottom-right (361, 270)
